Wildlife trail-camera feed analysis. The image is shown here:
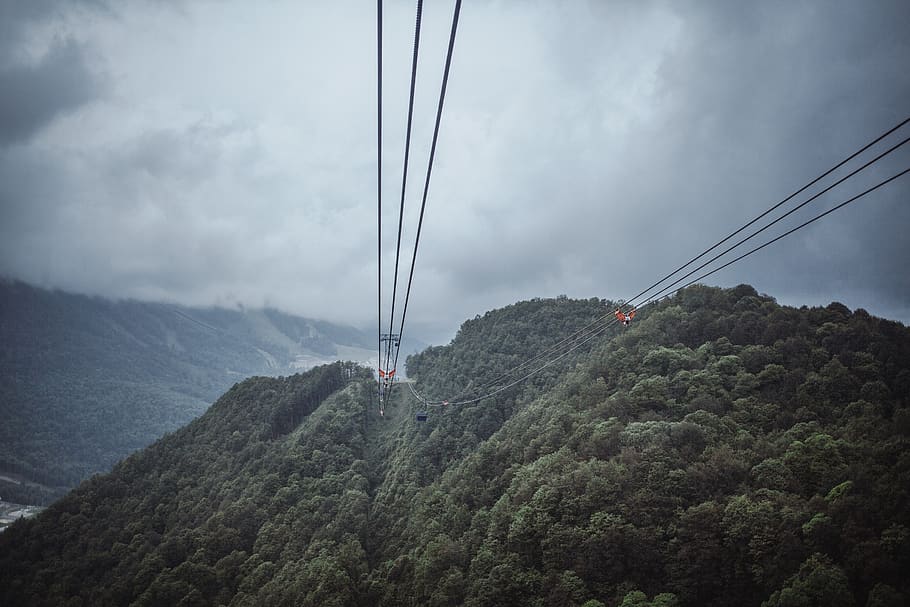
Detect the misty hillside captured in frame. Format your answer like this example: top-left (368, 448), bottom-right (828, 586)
top-left (0, 280), bottom-right (386, 504)
top-left (1, 285), bottom-right (908, 606)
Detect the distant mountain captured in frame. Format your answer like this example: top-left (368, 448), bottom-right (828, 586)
top-left (0, 280), bottom-right (406, 504)
top-left (1, 285), bottom-right (908, 606)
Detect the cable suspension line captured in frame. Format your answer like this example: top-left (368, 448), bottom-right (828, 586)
top-left (413, 315), bottom-right (620, 407)
top-left (641, 165), bottom-right (910, 306)
top-left (622, 115), bottom-right (910, 307)
top-left (382, 0), bottom-right (424, 405)
top-left (448, 116), bottom-right (910, 401)
top-left (625, 133), bottom-right (910, 309)
top-left (378, 0), bottom-right (463, 411)
top-left (376, 0), bottom-right (384, 411)
top-left (406, 121), bottom-right (910, 410)
top-left (409, 301), bottom-right (627, 406)
top-left (443, 305), bottom-right (620, 404)
top-left (417, 164), bottom-right (910, 409)
top-left (392, 0), bottom-right (463, 378)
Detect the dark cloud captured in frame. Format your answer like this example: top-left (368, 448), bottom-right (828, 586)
top-left (644, 0), bottom-right (910, 315)
top-left (0, 1), bottom-right (62, 47)
top-left (0, 0), bottom-right (108, 146)
top-left (402, 0), bottom-right (910, 337)
top-left (0, 0), bottom-right (907, 342)
top-left (0, 39), bottom-right (103, 145)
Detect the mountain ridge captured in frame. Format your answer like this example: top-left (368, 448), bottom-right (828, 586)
top-left (0, 279), bottom-right (406, 504)
top-left (1, 284), bottom-right (908, 606)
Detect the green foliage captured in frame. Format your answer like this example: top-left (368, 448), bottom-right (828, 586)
top-left (0, 280), bottom-right (373, 503)
top-left (0, 361), bottom-right (374, 606)
top-left (762, 553), bottom-right (853, 607)
top-left (620, 590), bottom-right (680, 607)
top-left (866, 583), bottom-right (905, 607)
top-left (2, 285), bottom-right (909, 606)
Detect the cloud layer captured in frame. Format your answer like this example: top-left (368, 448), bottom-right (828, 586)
top-left (1, 0), bottom-right (908, 342)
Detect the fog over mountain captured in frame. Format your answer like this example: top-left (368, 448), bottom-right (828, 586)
top-left (0, 280), bottom-right (423, 504)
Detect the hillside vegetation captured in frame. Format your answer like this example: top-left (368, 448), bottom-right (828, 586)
top-left (1, 285), bottom-right (908, 606)
top-left (0, 280), bottom-right (375, 503)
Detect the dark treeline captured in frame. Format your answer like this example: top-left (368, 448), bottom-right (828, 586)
top-left (0, 285), bottom-right (908, 606)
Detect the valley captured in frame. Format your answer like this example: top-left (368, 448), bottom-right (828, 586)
top-left (0, 280), bottom-right (417, 504)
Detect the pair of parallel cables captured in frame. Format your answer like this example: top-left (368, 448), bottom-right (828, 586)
top-left (408, 116), bottom-right (910, 409)
top-left (377, 0), bottom-right (463, 412)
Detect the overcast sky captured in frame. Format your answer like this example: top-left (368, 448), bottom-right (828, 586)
top-left (1, 0), bottom-right (908, 343)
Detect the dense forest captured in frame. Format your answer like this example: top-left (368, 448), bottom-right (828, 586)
top-left (1, 285), bottom-right (908, 606)
top-left (0, 280), bottom-right (377, 504)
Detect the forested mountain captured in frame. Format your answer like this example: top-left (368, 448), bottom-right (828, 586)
top-left (1, 285), bottom-right (908, 606)
top-left (0, 280), bottom-right (381, 504)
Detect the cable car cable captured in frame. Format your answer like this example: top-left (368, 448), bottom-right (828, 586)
top-left (448, 120), bottom-right (910, 399)
top-left (416, 160), bottom-right (907, 408)
top-left (641, 165), bottom-right (910, 306)
top-left (443, 305), bottom-right (622, 403)
top-left (376, 0), bottom-right (384, 407)
top-left (392, 0), bottom-right (463, 378)
top-left (622, 115), bottom-right (910, 307)
top-left (417, 316), bottom-right (622, 407)
top-left (382, 0), bottom-right (424, 401)
top-left (625, 133), bottom-right (910, 309)
top-left (407, 137), bottom-right (910, 409)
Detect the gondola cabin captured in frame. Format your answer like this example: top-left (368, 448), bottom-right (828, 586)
top-left (415, 411), bottom-right (428, 422)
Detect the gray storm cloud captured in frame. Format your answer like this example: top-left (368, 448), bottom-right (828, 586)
top-left (0, 0), bottom-right (106, 147)
top-left (0, 0), bottom-right (908, 343)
